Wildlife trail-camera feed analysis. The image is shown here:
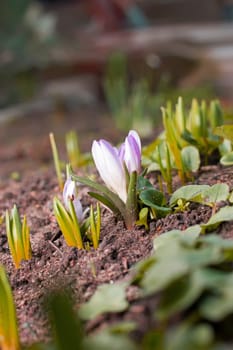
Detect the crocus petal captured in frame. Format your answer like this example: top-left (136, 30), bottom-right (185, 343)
top-left (118, 143), bottom-right (125, 164)
top-left (129, 130), bottom-right (141, 152)
top-left (63, 178), bottom-right (84, 222)
top-left (63, 178), bottom-right (77, 208)
top-left (124, 130), bottom-right (141, 173)
top-left (73, 198), bottom-right (84, 222)
top-left (92, 140), bottom-right (127, 202)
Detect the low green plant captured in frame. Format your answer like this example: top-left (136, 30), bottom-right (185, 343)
top-left (53, 198), bottom-right (101, 250)
top-left (170, 183), bottom-right (230, 208)
top-left (143, 97), bottom-right (226, 186)
top-left (77, 226), bottom-right (233, 349)
top-left (53, 174), bottom-right (101, 250)
top-left (0, 265), bottom-right (20, 350)
top-left (5, 205), bottom-right (31, 269)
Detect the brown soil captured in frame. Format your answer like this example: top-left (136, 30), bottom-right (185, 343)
top-left (0, 141), bottom-right (233, 346)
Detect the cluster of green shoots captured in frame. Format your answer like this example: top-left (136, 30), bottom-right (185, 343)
top-left (143, 97), bottom-right (232, 193)
top-left (5, 205), bottom-right (31, 269)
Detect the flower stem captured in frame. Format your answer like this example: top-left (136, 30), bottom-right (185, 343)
top-left (125, 171), bottom-right (138, 229)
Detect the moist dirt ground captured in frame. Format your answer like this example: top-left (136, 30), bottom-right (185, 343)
top-left (0, 134), bottom-right (233, 346)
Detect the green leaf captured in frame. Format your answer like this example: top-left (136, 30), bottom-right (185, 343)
top-left (202, 183), bottom-right (229, 204)
top-left (84, 326), bottom-right (137, 350)
top-left (169, 185), bottom-right (210, 207)
top-left (79, 282), bottom-right (129, 320)
top-left (137, 175), bottom-right (154, 193)
top-left (181, 146), bottom-right (200, 172)
top-left (229, 190), bottom-right (233, 203)
top-left (199, 274), bottom-right (233, 321)
top-left (220, 152), bottom-right (233, 166)
top-left (166, 323), bottom-right (213, 350)
top-left (157, 272), bottom-right (204, 320)
top-left (139, 188), bottom-right (170, 218)
top-left (142, 238), bottom-right (223, 296)
top-left (201, 206), bottom-right (233, 232)
top-left (157, 268), bottom-right (229, 321)
top-left (153, 225), bottom-right (201, 251)
top-left (140, 188), bottom-right (164, 206)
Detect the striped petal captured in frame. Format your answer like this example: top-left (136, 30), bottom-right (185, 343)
top-left (124, 130), bottom-right (141, 173)
top-left (92, 140), bottom-right (127, 202)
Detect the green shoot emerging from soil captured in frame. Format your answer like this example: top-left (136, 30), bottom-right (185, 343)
top-left (54, 175), bottom-right (101, 250)
top-left (0, 265), bottom-right (20, 350)
top-left (49, 132), bottom-right (64, 191)
top-left (5, 205), bottom-right (31, 269)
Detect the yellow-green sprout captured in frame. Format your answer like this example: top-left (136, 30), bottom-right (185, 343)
top-left (54, 177), bottom-right (101, 250)
top-left (89, 203), bottom-right (101, 250)
top-left (0, 265), bottom-right (21, 350)
top-left (5, 205), bottom-right (32, 269)
top-left (49, 132), bottom-right (64, 191)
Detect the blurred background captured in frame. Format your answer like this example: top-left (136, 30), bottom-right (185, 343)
top-left (1, 0), bottom-right (233, 175)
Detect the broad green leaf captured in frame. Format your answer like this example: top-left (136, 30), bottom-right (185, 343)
top-left (157, 273), bottom-right (204, 320)
top-left (166, 323), bottom-right (213, 350)
top-left (137, 175), bottom-right (154, 192)
top-left (220, 152), bottom-right (233, 166)
top-left (84, 327), bottom-right (137, 350)
top-left (79, 282), bottom-right (129, 320)
top-left (200, 234), bottom-right (233, 251)
top-left (202, 183), bottom-right (229, 204)
top-left (229, 190), bottom-right (233, 203)
top-left (139, 189), bottom-right (170, 218)
top-left (153, 225), bottom-right (201, 251)
top-left (140, 256), bottom-right (189, 296)
top-left (169, 185), bottom-right (210, 207)
top-left (157, 268), bottom-right (229, 321)
top-left (139, 188), bottom-right (164, 206)
top-left (181, 146), bottom-right (200, 172)
top-left (200, 274), bottom-right (233, 321)
top-left (201, 206), bottom-right (233, 232)
top-left (142, 242), bottom-right (223, 296)
top-left (218, 138), bottom-right (232, 156)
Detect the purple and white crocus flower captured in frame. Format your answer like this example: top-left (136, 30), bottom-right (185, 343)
top-left (63, 177), bottom-right (84, 222)
top-left (91, 130), bottom-right (141, 203)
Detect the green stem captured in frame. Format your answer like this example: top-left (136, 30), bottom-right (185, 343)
top-left (125, 171), bottom-right (138, 229)
top-left (50, 133), bottom-right (63, 191)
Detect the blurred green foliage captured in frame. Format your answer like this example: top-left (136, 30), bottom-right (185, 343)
top-left (0, 0), bottom-right (56, 107)
top-left (104, 53), bottom-right (214, 137)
